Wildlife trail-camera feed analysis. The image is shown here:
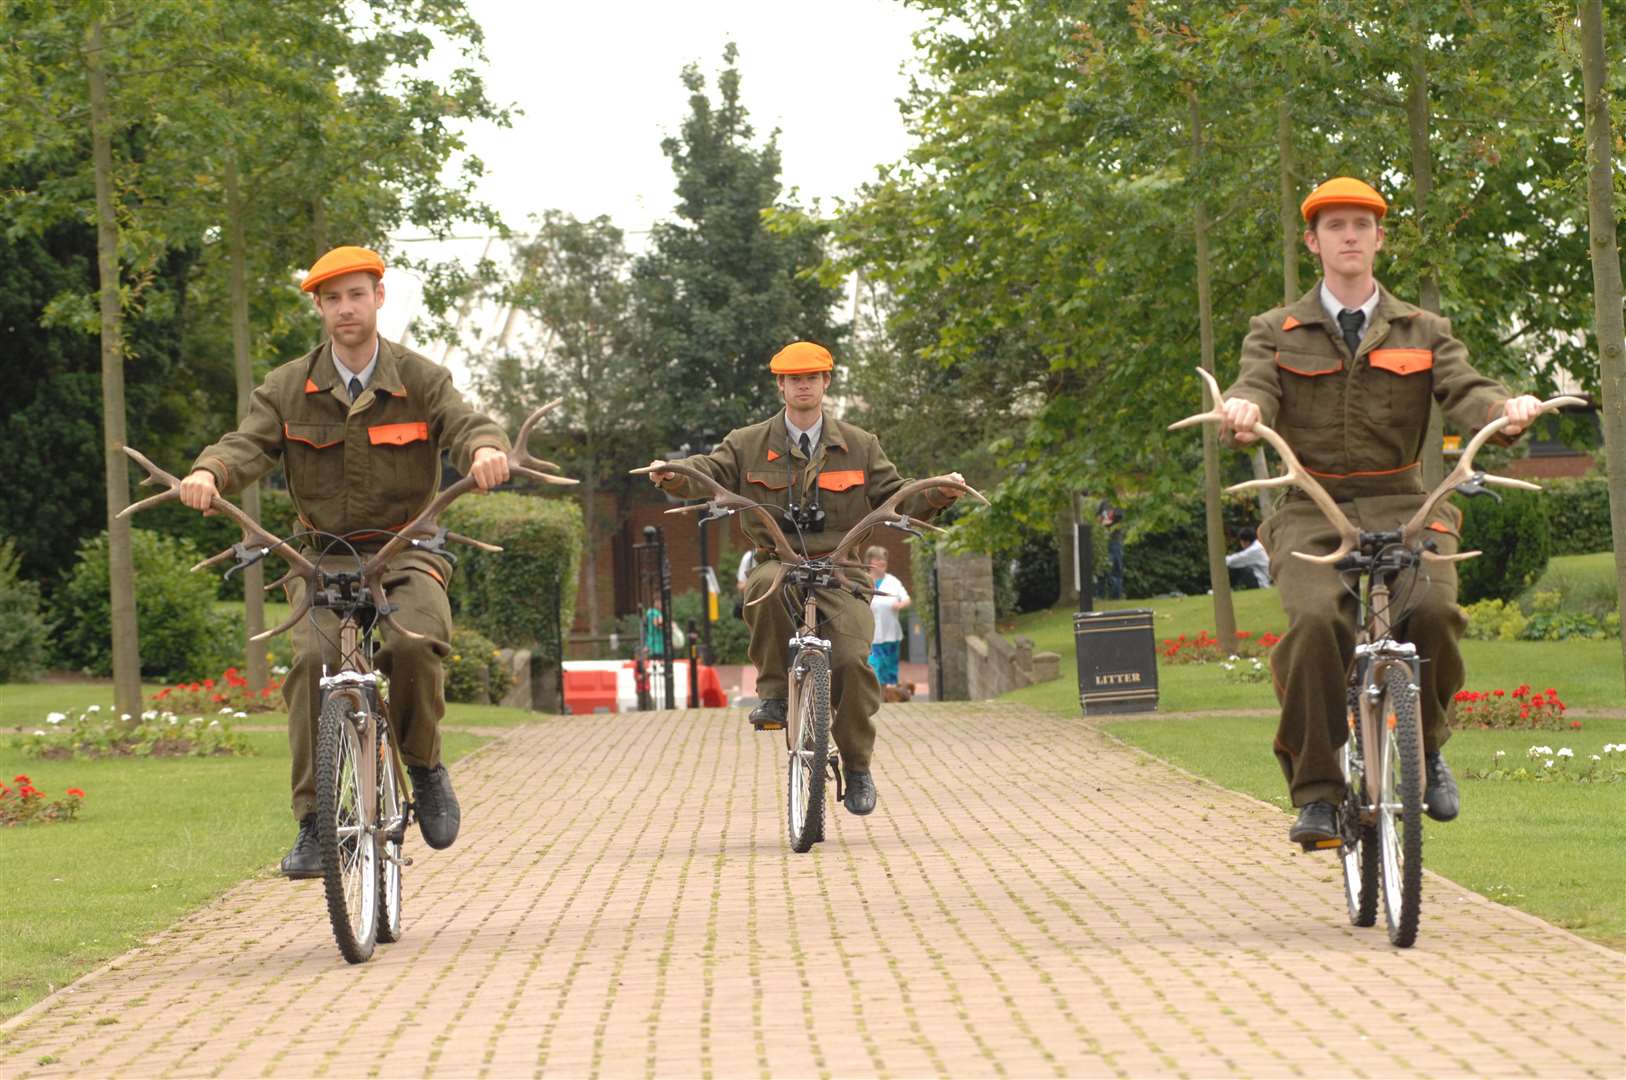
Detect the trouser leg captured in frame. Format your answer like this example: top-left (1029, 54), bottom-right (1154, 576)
top-left (1395, 561), bottom-right (1465, 755)
top-left (1265, 506), bottom-right (1359, 808)
top-left (373, 568), bottom-right (453, 770)
top-left (821, 586), bottom-right (880, 772)
top-left (744, 560), bottom-right (794, 700)
top-left (284, 579), bottom-right (341, 823)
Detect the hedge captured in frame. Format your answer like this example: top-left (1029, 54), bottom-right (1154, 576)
top-left (1120, 497), bottom-right (1258, 599)
top-left (1459, 488), bottom-right (1551, 604)
top-left (442, 492), bottom-right (583, 654)
top-left (0, 540), bottom-right (51, 682)
top-left (138, 487), bottom-right (297, 599)
top-left (1542, 476), bottom-right (1611, 557)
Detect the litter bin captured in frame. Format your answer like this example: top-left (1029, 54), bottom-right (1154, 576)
top-left (1073, 609), bottom-right (1158, 715)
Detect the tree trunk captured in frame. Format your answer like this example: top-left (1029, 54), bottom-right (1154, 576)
top-left (1406, 44), bottom-right (1447, 489)
top-left (85, 19), bottom-right (142, 718)
top-left (1055, 502), bottom-right (1078, 608)
top-left (224, 154), bottom-right (269, 691)
top-left (1192, 92), bottom-right (1238, 654)
top-left (1578, 0), bottom-right (1626, 691)
top-left (582, 456), bottom-right (601, 637)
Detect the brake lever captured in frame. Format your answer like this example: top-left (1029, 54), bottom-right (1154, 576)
top-left (1453, 472), bottom-right (1502, 503)
top-left (222, 542), bottom-right (270, 581)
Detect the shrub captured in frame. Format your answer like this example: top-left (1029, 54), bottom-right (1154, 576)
top-left (17, 704), bottom-right (253, 758)
top-left (1010, 530), bottom-right (1061, 614)
top-left (51, 529), bottom-right (243, 681)
top-left (0, 540), bottom-right (51, 682)
top-left (0, 775), bottom-right (84, 826)
top-left (1121, 497), bottom-right (1256, 599)
top-left (670, 589), bottom-right (750, 664)
top-left (445, 626), bottom-right (513, 705)
top-left (136, 488), bottom-right (297, 599)
top-left (1462, 598), bottom-right (1528, 641)
top-left (1543, 477), bottom-right (1612, 557)
top-left (1452, 684), bottom-right (1572, 730)
top-left (442, 493), bottom-right (583, 653)
top-left (1457, 489), bottom-right (1550, 604)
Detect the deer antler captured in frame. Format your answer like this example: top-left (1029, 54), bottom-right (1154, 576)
top-left (826, 475), bottom-right (988, 567)
top-left (1169, 367), bottom-right (1361, 565)
top-left (631, 460), bottom-right (799, 562)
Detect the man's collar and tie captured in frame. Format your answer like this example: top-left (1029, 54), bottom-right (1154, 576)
top-left (1319, 281), bottom-right (1379, 357)
top-left (332, 337), bottom-right (381, 404)
top-left (784, 412), bottom-right (824, 457)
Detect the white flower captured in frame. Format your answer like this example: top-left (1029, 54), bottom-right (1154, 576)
top-left (218, 707), bottom-right (234, 715)
top-left (121, 713), bottom-right (131, 722)
top-left (1227, 654), bottom-right (1240, 662)
top-left (86, 704), bottom-right (100, 713)
top-left (141, 710), bottom-right (158, 721)
top-left (1557, 747), bottom-right (1574, 759)
top-left (1591, 755), bottom-right (1602, 762)
top-left (233, 711), bottom-right (247, 719)
top-left (46, 712), bottom-right (66, 725)
top-left (33, 729), bottom-right (45, 736)
top-left (166, 716), bottom-right (178, 726)
top-left (1494, 750), bottom-right (1506, 760)
top-left (1221, 662), bottom-right (1235, 671)
top-left (208, 719), bottom-right (221, 728)
top-left (1544, 759), bottom-right (1555, 769)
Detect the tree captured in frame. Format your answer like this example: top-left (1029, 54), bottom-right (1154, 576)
top-left (472, 213), bottom-right (652, 636)
top-left (1574, 0), bottom-right (1626, 689)
top-left (633, 43), bottom-right (843, 446)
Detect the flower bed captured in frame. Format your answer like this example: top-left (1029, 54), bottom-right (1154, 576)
top-left (1465, 743), bottom-right (1626, 783)
top-left (151, 664), bottom-right (285, 714)
top-left (1452, 684), bottom-right (1576, 731)
top-left (16, 705), bottom-right (254, 759)
top-left (0, 775), bottom-right (85, 825)
top-left (1160, 629), bottom-right (1281, 665)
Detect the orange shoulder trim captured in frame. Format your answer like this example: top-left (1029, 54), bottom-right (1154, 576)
top-left (766, 449), bottom-right (781, 462)
top-left (304, 378), bottom-right (321, 393)
top-left (1281, 315), bottom-right (1302, 331)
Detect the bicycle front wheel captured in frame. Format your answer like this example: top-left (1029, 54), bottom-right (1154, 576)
top-left (1340, 686), bottom-right (1379, 928)
top-left (316, 692), bottom-right (380, 963)
top-left (786, 650), bottom-right (831, 854)
top-left (375, 717), bottom-right (404, 945)
top-left (1376, 667), bottom-right (1424, 948)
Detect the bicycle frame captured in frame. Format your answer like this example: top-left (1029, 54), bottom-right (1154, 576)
top-left (1347, 547), bottom-right (1425, 817)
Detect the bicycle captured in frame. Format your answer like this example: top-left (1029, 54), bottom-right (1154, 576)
top-left (119, 401), bottom-right (573, 962)
top-left (1174, 368), bottom-right (1581, 946)
top-left (632, 461), bottom-right (984, 851)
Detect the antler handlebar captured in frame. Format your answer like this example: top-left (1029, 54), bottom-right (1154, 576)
top-left (120, 399), bottom-right (577, 643)
top-left (1170, 366), bottom-right (1585, 565)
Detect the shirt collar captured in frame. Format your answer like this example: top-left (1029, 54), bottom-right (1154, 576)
top-left (784, 412), bottom-right (824, 454)
top-left (1319, 281), bottom-right (1380, 327)
top-left (332, 337), bottom-right (381, 399)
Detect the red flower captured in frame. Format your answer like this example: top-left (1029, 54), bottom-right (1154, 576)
top-left (66, 788), bottom-right (85, 798)
top-left (155, 688), bottom-right (171, 700)
top-left (211, 693), bottom-right (226, 703)
top-left (13, 775), bottom-right (29, 785)
top-left (1493, 689), bottom-right (1504, 698)
top-left (225, 667), bottom-right (238, 679)
top-left (189, 682), bottom-right (201, 692)
top-left (260, 687), bottom-right (273, 698)
top-left (1520, 707), bottom-right (1530, 719)
top-left (1570, 720), bottom-right (1582, 729)
top-left (1236, 630), bottom-right (1251, 639)
top-left (202, 678), bottom-right (215, 689)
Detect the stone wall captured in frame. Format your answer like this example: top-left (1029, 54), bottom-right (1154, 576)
top-left (965, 633), bottom-right (1062, 701)
top-left (932, 552), bottom-right (996, 700)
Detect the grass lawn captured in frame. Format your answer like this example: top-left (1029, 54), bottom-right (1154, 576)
top-left (1100, 713), bottom-right (1626, 949)
top-left (0, 719), bottom-right (497, 1022)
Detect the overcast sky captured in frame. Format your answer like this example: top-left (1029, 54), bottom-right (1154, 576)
top-left (381, 0), bottom-right (929, 349)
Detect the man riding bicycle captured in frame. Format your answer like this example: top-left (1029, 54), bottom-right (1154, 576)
top-left (178, 245), bottom-right (513, 876)
top-left (1219, 178), bottom-right (1544, 847)
top-left (646, 341), bottom-right (964, 816)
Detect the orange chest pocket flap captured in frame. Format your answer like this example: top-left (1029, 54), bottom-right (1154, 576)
top-left (1368, 348), bottom-right (1434, 376)
top-left (368, 421), bottom-right (430, 446)
top-left (1274, 351), bottom-right (1343, 377)
top-left (817, 469), bottom-right (866, 493)
top-left (284, 422), bottom-right (343, 449)
top-left (744, 470), bottom-right (789, 491)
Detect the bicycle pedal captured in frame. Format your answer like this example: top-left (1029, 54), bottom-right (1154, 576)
top-left (1300, 837), bottom-right (1343, 852)
top-left (752, 720), bottom-right (786, 731)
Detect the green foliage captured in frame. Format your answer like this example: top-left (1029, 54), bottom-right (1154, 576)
top-left (444, 627), bottom-right (512, 706)
top-left (1459, 490), bottom-right (1552, 604)
top-left (1521, 590), bottom-right (1619, 641)
top-left (0, 541), bottom-right (52, 682)
top-left (442, 493), bottom-right (583, 651)
top-left (632, 43), bottom-right (844, 445)
top-left (137, 488), bottom-right (297, 599)
top-left (51, 530), bottom-right (241, 681)
top-left (1119, 497), bottom-right (1258, 599)
top-left (1463, 598), bottom-right (1530, 642)
top-left (670, 590), bottom-right (750, 666)
top-left (1543, 477), bottom-right (1613, 556)
top-left (15, 705), bottom-right (253, 759)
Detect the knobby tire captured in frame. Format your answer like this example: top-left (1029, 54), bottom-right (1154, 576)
top-left (787, 650), bottom-right (831, 854)
top-left (375, 714), bottom-right (404, 945)
top-left (1378, 667), bottom-right (1424, 948)
top-left (316, 692), bottom-right (380, 963)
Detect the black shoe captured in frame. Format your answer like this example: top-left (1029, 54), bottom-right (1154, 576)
top-left (749, 699), bottom-right (787, 731)
top-left (1289, 800), bottom-right (1338, 848)
top-left (842, 770), bottom-right (877, 816)
top-left (1425, 751), bottom-right (1460, 822)
top-left (280, 814), bottom-right (321, 879)
top-left (408, 764), bottom-right (461, 850)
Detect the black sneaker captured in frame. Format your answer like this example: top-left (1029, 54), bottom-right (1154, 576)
top-left (407, 764), bottom-right (461, 850)
top-left (1425, 751), bottom-right (1460, 822)
top-left (280, 814), bottom-right (321, 879)
top-left (842, 770), bottom-right (877, 816)
top-left (1289, 800), bottom-right (1339, 848)
top-left (749, 699), bottom-right (787, 731)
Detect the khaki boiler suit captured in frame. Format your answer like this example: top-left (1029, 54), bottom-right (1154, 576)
top-left (1226, 283), bottom-right (1513, 809)
top-left (658, 409), bottom-right (952, 771)
top-left (192, 339), bottom-right (509, 821)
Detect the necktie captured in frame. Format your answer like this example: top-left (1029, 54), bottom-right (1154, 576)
top-left (348, 376), bottom-right (364, 402)
top-left (798, 432), bottom-right (812, 458)
top-left (1336, 309), bottom-right (1364, 358)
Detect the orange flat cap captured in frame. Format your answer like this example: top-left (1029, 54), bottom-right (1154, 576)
top-left (769, 341), bottom-right (834, 374)
top-left (300, 245), bottom-right (386, 293)
top-left (1300, 177), bottom-right (1387, 222)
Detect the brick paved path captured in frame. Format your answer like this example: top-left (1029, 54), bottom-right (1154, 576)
top-left (3, 703), bottom-right (1622, 1078)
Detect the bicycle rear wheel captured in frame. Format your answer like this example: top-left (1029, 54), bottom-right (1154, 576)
top-left (1377, 667), bottom-right (1424, 948)
top-left (786, 650), bottom-right (831, 854)
top-left (375, 717), bottom-right (404, 945)
top-left (316, 691), bottom-right (380, 963)
top-left (1340, 687), bottom-right (1379, 928)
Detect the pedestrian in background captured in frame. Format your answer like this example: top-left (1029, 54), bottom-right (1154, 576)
top-left (866, 545), bottom-right (910, 688)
